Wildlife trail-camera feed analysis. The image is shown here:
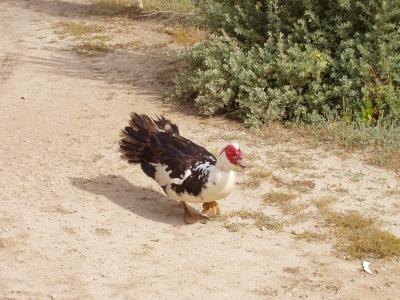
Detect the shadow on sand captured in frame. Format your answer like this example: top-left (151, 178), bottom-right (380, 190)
top-left (70, 174), bottom-right (185, 225)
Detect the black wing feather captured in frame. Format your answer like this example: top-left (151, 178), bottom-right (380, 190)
top-left (120, 113), bottom-right (216, 181)
top-left (154, 132), bottom-right (216, 179)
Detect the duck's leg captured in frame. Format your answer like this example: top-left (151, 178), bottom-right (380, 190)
top-left (202, 201), bottom-right (220, 217)
top-left (181, 201), bottom-right (208, 224)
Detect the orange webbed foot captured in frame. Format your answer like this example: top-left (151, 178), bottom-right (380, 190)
top-left (202, 201), bottom-right (220, 217)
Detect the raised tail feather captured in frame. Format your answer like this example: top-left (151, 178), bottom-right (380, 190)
top-left (154, 115), bottom-right (180, 135)
top-left (119, 113), bottom-right (180, 164)
top-left (119, 113), bottom-right (157, 163)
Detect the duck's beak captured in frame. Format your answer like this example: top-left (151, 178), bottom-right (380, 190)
top-left (237, 158), bottom-right (248, 170)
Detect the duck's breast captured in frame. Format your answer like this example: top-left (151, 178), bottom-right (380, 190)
top-left (200, 169), bottom-right (235, 202)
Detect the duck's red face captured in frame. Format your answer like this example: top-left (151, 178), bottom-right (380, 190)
top-left (223, 144), bottom-right (247, 170)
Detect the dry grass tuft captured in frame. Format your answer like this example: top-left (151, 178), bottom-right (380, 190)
top-left (263, 192), bottom-right (306, 215)
top-left (257, 123), bottom-right (296, 144)
top-left (368, 147), bottom-right (400, 172)
top-left (301, 197), bottom-right (400, 258)
top-left (292, 124), bottom-right (400, 172)
top-left (254, 121), bottom-right (400, 172)
top-left (263, 192), bottom-right (296, 205)
top-left (290, 180), bottom-right (316, 191)
top-left (217, 209), bottom-right (282, 231)
top-left (313, 197), bottom-right (336, 211)
top-left (88, 0), bottom-right (197, 27)
top-left (92, 34), bottom-right (113, 42)
top-left (275, 158), bottom-right (305, 170)
top-left (89, 0), bottom-right (135, 16)
top-left (331, 212), bottom-right (400, 258)
top-left (314, 205), bottom-right (400, 258)
top-left (143, 0), bottom-right (197, 13)
top-left (231, 210), bottom-right (282, 231)
top-left (334, 187), bottom-right (349, 194)
top-left (294, 231), bottom-right (327, 242)
top-left (325, 211), bottom-right (376, 230)
top-left (72, 41), bottom-right (112, 55)
top-left (113, 40), bottom-right (145, 49)
top-left (251, 211), bottom-right (282, 231)
top-left (272, 175), bottom-right (316, 192)
top-left (56, 22), bottom-right (105, 38)
top-left (283, 267), bottom-right (301, 273)
top-left (156, 62), bottom-right (184, 86)
top-left (164, 28), bottom-right (207, 45)
top-left (342, 227), bottom-right (400, 259)
top-left (253, 287), bottom-right (278, 297)
top-left (223, 222), bottom-right (247, 232)
top-left (241, 169), bottom-right (272, 189)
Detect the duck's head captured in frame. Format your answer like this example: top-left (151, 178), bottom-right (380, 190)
top-left (217, 143), bottom-right (247, 171)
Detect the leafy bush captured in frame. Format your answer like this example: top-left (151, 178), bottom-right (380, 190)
top-left (172, 0), bottom-right (400, 126)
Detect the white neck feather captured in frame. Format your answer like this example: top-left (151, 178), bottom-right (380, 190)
top-left (216, 152), bottom-right (234, 172)
top-left (200, 152), bottom-right (236, 201)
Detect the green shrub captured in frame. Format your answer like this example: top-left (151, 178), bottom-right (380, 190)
top-left (171, 0), bottom-right (400, 126)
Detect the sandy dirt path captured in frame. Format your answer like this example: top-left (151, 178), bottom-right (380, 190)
top-left (0, 1), bottom-right (399, 299)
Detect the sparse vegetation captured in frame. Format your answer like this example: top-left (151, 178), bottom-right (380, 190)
top-left (275, 158), bottom-right (304, 170)
top-left (326, 211), bottom-right (377, 232)
top-left (68, 38), bottom-right (155, 55)
top-left (57, 21), bottom-right (154, 55)
top-left (164, 27), bottom-right (207, 45)
top-left (283, 267), bottom-right (301, 274)
top-left (223, 222), bottom-right (246, 232)
top-left (56, 22), bottom-right (105, 37)
top-left (241, 169), bottom-right (272, 189)
top-left (216, 209), bottom-right (282, 231)
top-left (313, 200), bottom-right (400, 258)
top-left (294, 231), bottom-right (327, 242)
top-left (299, 122), bottom-right (400, 150)
top-left (55, 21), bottom-right (117, 55)
top-left (368, 147), bottom-right (400, 172)
top-left (253, 287), bottom-right (278, 297)
top-left (263, 192), bottom-right (296, 206)
top-left (249, 210), bottom-right (282, 231)
top-left (89, 0), bottom-right (135, 16)
top-left (295, 123), bottom-right (400, 171)
top-left (72, 41), bottom-right (112, 55)
top-left (327, 211), bottom-right (400, 259)
top-left (88, 0), bottom-right (198, 27)
top-left (343, 227), bottom-right (400, 259)
top-left (272, 175), bottom-right (316, 192)
top-left (313, 197), bottom-right (336, 211)
top-left (263, 192), bottom-right (306, 215)
top-left (334, 188), bottom-right (349, 194)
top-left (92, 34), bottom-right (113, 42)
top-left (144, 0), bottom-right (197, 13)
top-left (113, 40), bottom-right (144, 49)
top-left (289, 180), bottom-right (316, 192)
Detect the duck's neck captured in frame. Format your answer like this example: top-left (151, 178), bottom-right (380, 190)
top-left (216, 153), bottom-right (234, 172)
top-left (207, 154), bottom-right (236, 197)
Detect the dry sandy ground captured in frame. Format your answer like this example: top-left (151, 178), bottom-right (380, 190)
top-left (0, 1), bottom-right (399, 299)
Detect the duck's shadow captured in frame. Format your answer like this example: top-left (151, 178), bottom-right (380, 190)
top-left (70, 174), bottom-right (184, 225)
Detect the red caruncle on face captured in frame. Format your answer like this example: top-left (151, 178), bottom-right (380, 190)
top-left (223, 144), bottom-right (244, 164)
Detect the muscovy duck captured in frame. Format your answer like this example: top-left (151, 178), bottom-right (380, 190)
top-left (119, 113), bottom-right (247, 224)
